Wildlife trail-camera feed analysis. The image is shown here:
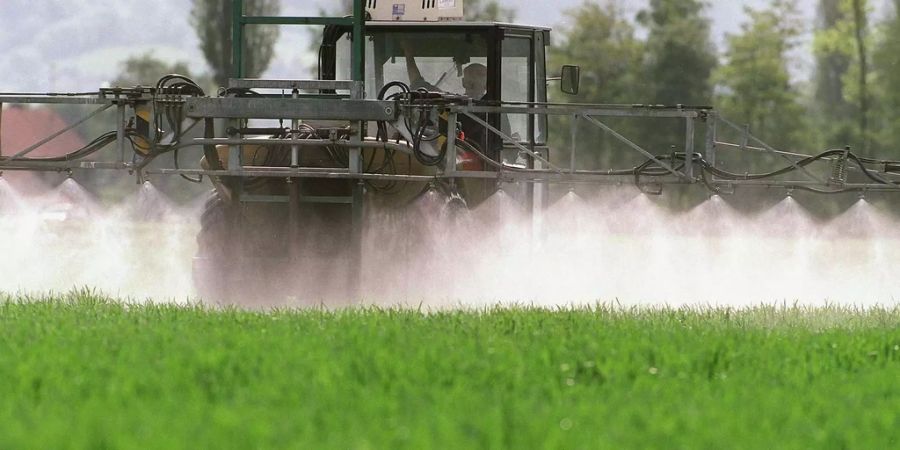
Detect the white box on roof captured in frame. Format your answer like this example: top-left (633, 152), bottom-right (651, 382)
top-left (366, 0), bottom-right (465, 22)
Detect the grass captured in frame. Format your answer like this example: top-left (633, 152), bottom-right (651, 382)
top-left (1, 291), bottom-right (899, 449)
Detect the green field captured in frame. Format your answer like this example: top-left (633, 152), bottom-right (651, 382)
top-left (1, 292), bottom-right (899, 449)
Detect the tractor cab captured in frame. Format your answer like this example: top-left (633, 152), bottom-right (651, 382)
top-left (320, 21), bottom-right (552, 157)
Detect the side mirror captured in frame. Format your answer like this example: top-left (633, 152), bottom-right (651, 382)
top-left (560, 65), bottom-right (581, 95)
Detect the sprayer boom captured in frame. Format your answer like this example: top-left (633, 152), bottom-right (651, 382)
top-left (2, 86), bottom-right (899, 195)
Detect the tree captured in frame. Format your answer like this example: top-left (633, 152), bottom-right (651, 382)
top-left (714, 0), bottom-right (809, 153)
top-left (190, 0), bottom-right (280, 87)
top-left (637, 0), bottom-right (717, 106)
top-left (850, 0), bottom-right (869, 150)
top-left (813, 0), bottom-right (850, 115)
top-left (464, 0), bottom-right (516, 22)
top-left (548, 1), bottom-right (645, 169)
top-left (635, 0), bottom-right (717, 157)
top-left (813, 0), bottom-right (873, 152)
top-left (871, 1), bottom-right (900, 156)
top-left (112, 52), bottom-right (193, 87)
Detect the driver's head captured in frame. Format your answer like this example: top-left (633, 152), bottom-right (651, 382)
top-left (462, 63), bottom-right (487, 99)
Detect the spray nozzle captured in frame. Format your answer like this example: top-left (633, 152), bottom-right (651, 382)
top-left (786, 188), bottom-right (794, 198)
top-left (66, 169), bottom-right (73, 179)
top-left (713, 183), bottom-right (735, 195)
top-left (639, 183), bottom-right (663, 196)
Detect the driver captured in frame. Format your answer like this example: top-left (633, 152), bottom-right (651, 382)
top-left (460, 63), bottom-right (488, 99)
top-left (400, 42), bottom-right (511, 161)
top-left (403, 44), bottom-right (487, 99)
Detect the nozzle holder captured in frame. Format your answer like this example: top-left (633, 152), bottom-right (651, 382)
top-left (639, 182), bottom-right (663, 196)
top-left (713, 182), bottom-right (735, 195)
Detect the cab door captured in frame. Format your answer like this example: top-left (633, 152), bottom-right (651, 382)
top-left (498, 28), bottom-right (549, 216)
top-left (498, 28), bottom-right (548, 153)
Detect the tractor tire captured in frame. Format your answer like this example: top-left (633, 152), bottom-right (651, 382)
top-left (192, 187), bottom-right (291, 305)
top-left (192, 190), bottom-right (235, 303)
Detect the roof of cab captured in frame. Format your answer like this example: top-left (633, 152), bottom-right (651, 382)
top-left (362, 20), bottom-right (551, 32)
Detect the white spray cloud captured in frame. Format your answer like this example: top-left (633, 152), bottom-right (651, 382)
top-left (2, 178), bottom-right (899, 308)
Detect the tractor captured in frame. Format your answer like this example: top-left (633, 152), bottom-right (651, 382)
top-left (191, 0), bottom-right (573, 302)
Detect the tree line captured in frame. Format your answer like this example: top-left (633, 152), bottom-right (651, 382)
top-left (550, 0), bottom-right (900, 171)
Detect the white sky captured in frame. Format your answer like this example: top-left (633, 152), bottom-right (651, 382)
top-left (1, 0), bottom-right (887, 93)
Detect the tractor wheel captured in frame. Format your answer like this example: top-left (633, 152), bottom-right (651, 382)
top-left (192, 187), bottom-right (291, 305)
top-left (192, 190), bottom-right (235, 303)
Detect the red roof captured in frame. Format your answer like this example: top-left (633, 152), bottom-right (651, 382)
top-left (1, 106), bottom-right (87, 158)
top-left (1, 106), bottom-right (89, 188)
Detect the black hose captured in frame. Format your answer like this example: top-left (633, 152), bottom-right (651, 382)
top-left (699, 149), bottom-right (845, 181)
top-left (376, 82), bottom-right (410, 143)
top-left (411, 108), bottom-right (445, 166)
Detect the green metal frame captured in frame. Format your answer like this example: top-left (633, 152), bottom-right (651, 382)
top-left (230, 0), bottom-right (366, 83)
top-left (228, 0), bottom-right (369, 299)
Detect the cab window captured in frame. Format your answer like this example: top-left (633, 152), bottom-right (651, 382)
top-left (336, 30), bottom-right (489, 99)
top-left (501, 36), bottom-right (531, 142)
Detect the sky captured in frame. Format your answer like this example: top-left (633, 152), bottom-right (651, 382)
top-left (1, 0), bottom-right (887, 93)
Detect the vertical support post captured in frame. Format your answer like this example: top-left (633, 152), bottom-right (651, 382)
top-left (231, 0), bottom-right (245, 79)
top-left (225, 0), bottom-right (245, 290)
top-left (525, 144), bottom-right (535, 232)
top-left (347, 0), bottom-right (366, 300)
top-left (444, 112), bottom-right (457, 177)
top-left (349, 123), bottom-right (364, 301)
top-left (148, 100), bottom-right (157, 153)
top-left (684, 117), bottom-right (695, 180)
top-left (532, 147), bottom-right (548, 244)
top-left (526, 35), bottom-right (537, 229)
top-left (0, 102), bottom-right (4, 157)
top-left (291, 89), bottom-right (300, 168)
top-left (569, 114), bottom-right (578, 174)
top-left (352, 0), bottom-right (365, 84)
top-left (705, 111), bottom-right (717, 172)
top-left (116, 102), bottom-right (126, 163)
top-left (227, 119), bottom-right (241, 172)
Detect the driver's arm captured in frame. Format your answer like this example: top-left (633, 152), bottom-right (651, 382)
top-left (402, 44), bottom-right (424, 84)
top-left (402, 41), bottom-right (436, 91)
